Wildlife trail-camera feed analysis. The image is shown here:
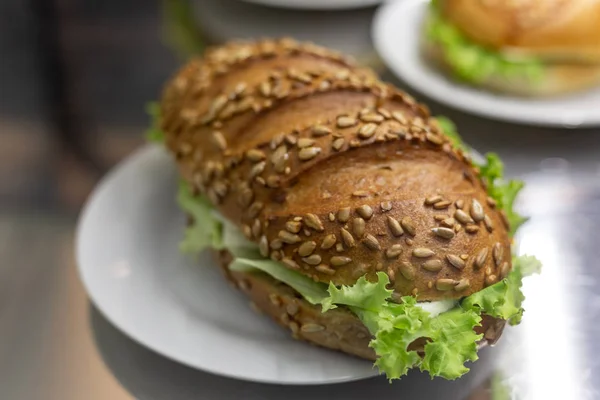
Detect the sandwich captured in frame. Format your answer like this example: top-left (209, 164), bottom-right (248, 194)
top-left (148, 38), bottom-right (540, 380)
top-left (424, 0), bottom-right (600, 96)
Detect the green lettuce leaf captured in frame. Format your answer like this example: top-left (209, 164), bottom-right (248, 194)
top-left (145, 102), bottom-right (165, 143)
top-left (477, 153), bottom-right (528, 236)
top-left (462, 254), bottom-right (541, 325)
top-left (321, 272), bottom-right (481, 380)
top-left (177, 181), bottom-right (222, 254)
top-left (434, 116), bottom-right (467, 151)
top-left (426, 0), bottom-right (544, 84)
top-left (230, 258), bottom-right (329, 305)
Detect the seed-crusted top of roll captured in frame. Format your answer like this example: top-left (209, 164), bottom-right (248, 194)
top-left (160, 38), bottom-right (512, 302)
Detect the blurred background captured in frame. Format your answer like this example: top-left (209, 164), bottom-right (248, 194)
top-left (1, 0), bottom-right (599, 399)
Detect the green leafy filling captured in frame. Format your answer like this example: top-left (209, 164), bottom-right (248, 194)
top-left (176, 180), bottom-right (540, 381)
top-left (145, 102), bottom-right (165, 143)
top-left (426, 0), bottom-right (544, 84)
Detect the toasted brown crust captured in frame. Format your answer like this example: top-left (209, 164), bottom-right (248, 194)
top-left (440, 0), bottom-right (600, 63)
top-left (424, 39), bottom-right (600, 96)
top-left (161, 38), bottom-right (512, 302)
top-left (215, 249), bottom-right (506, 360)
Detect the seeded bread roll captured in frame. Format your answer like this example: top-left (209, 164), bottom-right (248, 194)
top-left (441, 0), bottom-right (600, 63)
top-left (160, 38), bottom-right (512, 302)
top-left (423, 40), bottom-right (600, 96)
top-left (215, 249), bottom-right (506, 359)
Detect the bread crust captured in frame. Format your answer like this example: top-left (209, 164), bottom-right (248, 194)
top-left (424, 39), bottom-right (600, 96)
top-left (161, 38), bottom-right (513, 302)
top-left (440, 0), bottom-right (600, 63)
top-left (215, 249), bottom-right (506, 361)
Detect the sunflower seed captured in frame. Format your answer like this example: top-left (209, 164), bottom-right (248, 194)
top-left (320, 234), bottom-right (336, 250)
top-left (401, 217), bottom-right (416, 236)
top-left (470, 199), bottom-right (485, 222)
top-left (304, 213), bottom-right (324, 231)
top-left (286, 302), bottom-right (299, 316)
top-left (211, 131), bottom-right (227, 151)
top-left (399, 262), bottom-right (415, 280)
top-left (436, 279), bottom-right (457, 291)
top-left (279, 230), bottom-right (301, 244)
top-left (432, 227), bottom-right (455, 239)
top-left (499, 262), bottom-right (510, 279)
top-left (302, 254), bottom-right (322, 266)
top-left (377, 108), bottom-right (392, 118)
top-left (455, 199), bottom-right (464, 209)
top-left (282, 258), bottom-right (300, 270)
top-left (447, 254), bottom-right (466, 269)
top-left (297, 138), bottom-right (315, 148)
top-left (362, 234), bottom-right (381, 251)
top-left (441, 218), bottom-right (456, 228)
top-left (485, 275), bottom-right (497, 287)
top-left (248, 202), bottom-right (264, 218)
top-left (332, 138), bottom-right (345, 151)
top-left (312, 264), bottom-right (333, 275)
top-left (352, 218), bottom-right (365, 238)
top-left (381, 201), bottom-right (393, 212)
top-left (392, 111), bottom-right (407, 124)
top-left (454, 279), bottom-right (470, 291)
top-left (493, 243), bottom-right (503, 267)
top-left (433, 200), bottom-right (451, 209)
top-left (266, 175), bottom-right (281, 188)
top-left (385, 245), bottom-right (403, 259)
top-left (330, 256), bottom-right (352, 266)
top-left (465, 225), bottom-right (479, 234)
top-left (356, 205), bottom-right (373, 219)
top-left (424, 195), bottom-right (443, 205)
top-left (386, 216), bottom-right (403, 237)
top-left (270, 239), bottom-right (283, 250)
top-left (252, 219), bottom-right (262, 238)
top-left (299, 147), bottom-right (321, 161)
top-left (454, 209), bottom-right (474, 225)
top-left (487, 197), bottom-right (497, 208)
top-left (337, 116), bottom-right (357, 128)
top-left (259, 236), bottom-right (269, 257)
top-left (387, 267), bottom-right (396, 282)
top-left (298, 241), bottom-right (317, 257)
top-left (413, 248), bottom-right (434, 258)
top-left (474, 248), bottom-right (488, 268)
top-left (358, 123), bottom-right (377, 139)
top-left (312, 125), bottom-right (331, 137)
top-left (301, 323), bottom-right (325, 333)
top-left (341, 228), bottom-right (355, 248)
top-left (360, 113), bottom-right (384, 123)
top-left (422, 259), bottom-right (443, 272)
top-left (352, 190), bottom-right (369, 198)
top-left (337, 207), bottom-right (351, 223)
top-left (483, 215), bottom-right (494, 232)
top-left (259, 81), bottom-right (271, 97)
top-left (249, 161), bottom-right (266, 178)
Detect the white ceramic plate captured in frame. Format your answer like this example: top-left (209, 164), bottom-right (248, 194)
top-left (76, 145), bottom-right (376, 385)
top-left (372, 0), bottom-right (600, 128)
top-left (237, 0), bottom-right (381, 10)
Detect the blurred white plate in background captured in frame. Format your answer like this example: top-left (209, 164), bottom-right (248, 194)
top-left (372, 0), bottom-right (600, 128)
top-left (238, 0), bottom-right (382, 10)
top-left (76, 145), bottom-right (377, 385)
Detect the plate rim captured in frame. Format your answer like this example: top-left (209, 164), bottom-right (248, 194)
top-left (75, 144), bottom-right (378, 385)
top-left (236, 0), bottom-right (382, 10)
top-left (371, 0), bottom-right (600, 128)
